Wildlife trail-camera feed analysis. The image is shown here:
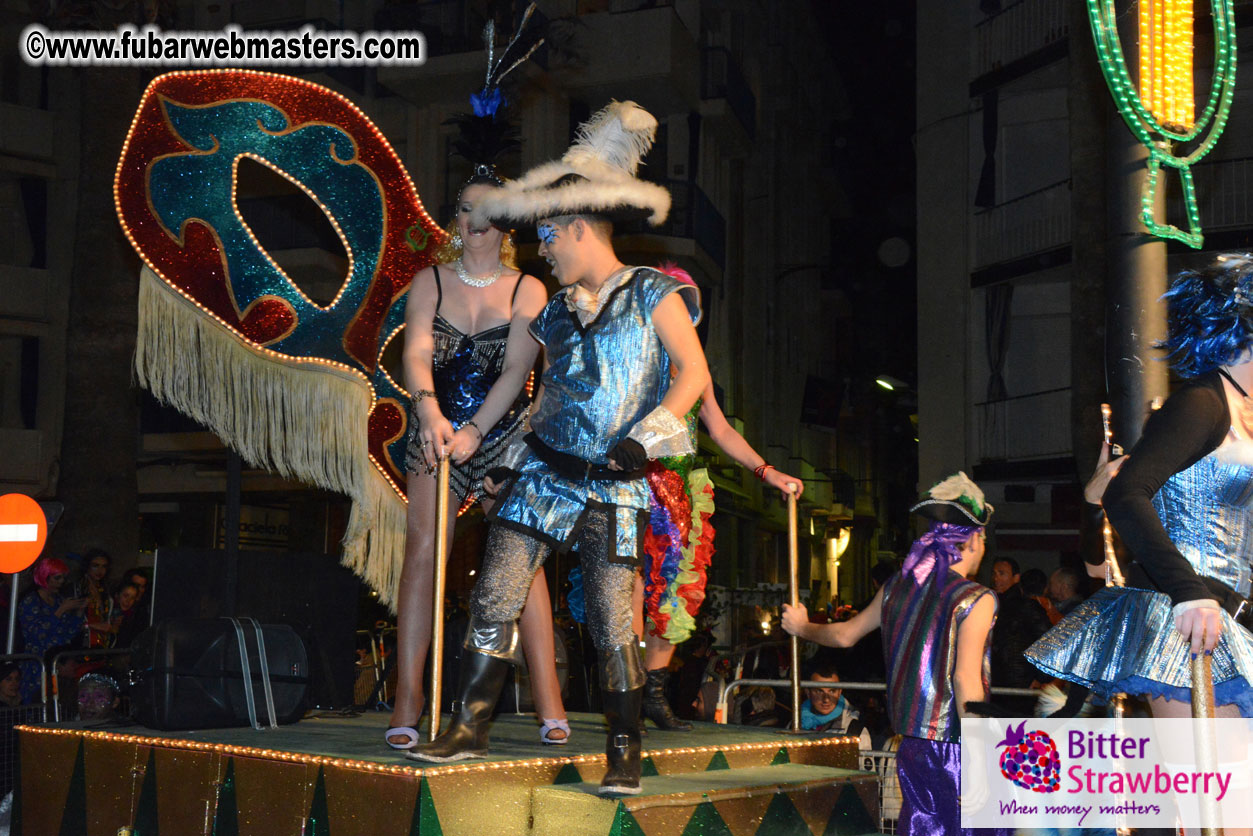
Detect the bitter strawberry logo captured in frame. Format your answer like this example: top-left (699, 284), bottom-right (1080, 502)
top-left (996, 721), bottom-right (1061, 793)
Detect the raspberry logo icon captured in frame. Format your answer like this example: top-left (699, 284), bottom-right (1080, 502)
top-left (996, 721), bottom-right (1060, 793)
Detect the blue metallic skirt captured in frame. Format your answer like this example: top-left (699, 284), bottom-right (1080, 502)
top-left (1024, 586), bottom-right (1253, 716)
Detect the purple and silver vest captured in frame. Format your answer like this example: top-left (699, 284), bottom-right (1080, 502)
top-left (881, 567), bottom-right (995, 741)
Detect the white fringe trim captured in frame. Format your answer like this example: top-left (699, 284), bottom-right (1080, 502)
top-left (134, 267), bottom-right (406, 609)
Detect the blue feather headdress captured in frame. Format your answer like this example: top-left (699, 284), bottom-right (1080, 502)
top-left (444, 4), bottom-right (545, 184)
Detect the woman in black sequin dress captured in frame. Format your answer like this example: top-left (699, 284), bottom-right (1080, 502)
top-left (385, 177), bottom-right (565, 749)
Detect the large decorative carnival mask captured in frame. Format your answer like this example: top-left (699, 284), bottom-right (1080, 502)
top-left (116, 70), bottom-right (445, 605)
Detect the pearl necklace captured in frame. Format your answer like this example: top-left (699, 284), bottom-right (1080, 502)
top-left (454, 258), bottom-right (503, 288)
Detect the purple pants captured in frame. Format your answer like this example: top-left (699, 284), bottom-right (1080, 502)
top-left (896, 736), bottom-right (1012, 836)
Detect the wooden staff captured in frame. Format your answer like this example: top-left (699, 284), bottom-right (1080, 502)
top-left (1100, 403), bottom-right (1127, 589)
top-left (787, 490), bottom-right (802, 732)
top-left (428, 456), bottom-right (451, 742)
top-left (1192, 635), bottom-right (1223, 836)
top-left (1102, 404), bottom-right (1134, 836)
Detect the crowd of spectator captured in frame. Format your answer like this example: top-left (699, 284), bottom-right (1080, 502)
top-left (708, 548), bottom-right (1107, 745)
top-left (5, 551), bottom-right (151, 712)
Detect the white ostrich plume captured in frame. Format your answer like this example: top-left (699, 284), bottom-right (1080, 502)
top-left (563, 100), bottom-right (657, 176)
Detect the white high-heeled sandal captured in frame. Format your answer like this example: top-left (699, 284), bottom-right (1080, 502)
top-left (386, 726), bottom-right (420, 750)
top-left (540, 718), bottom-right (570, 745)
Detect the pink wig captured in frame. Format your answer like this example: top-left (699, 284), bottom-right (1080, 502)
top-left (33, 557), bottom-right (69, 589)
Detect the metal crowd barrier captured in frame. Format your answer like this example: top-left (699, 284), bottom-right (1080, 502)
top-left (717, 677), bottom-right (1042, 719)
top-left (717, 678), bottom-right (1043, 834)
top-left (861, 747), bottom-right (902, 834)
top-left (0, 653), bottom-right (48, 811)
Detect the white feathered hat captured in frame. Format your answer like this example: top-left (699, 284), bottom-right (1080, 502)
top-left (910, 471), bottom-right (994, 526)
top-left (472, 100), bottom-right (671, 228)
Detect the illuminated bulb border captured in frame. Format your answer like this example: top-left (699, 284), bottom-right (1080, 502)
top-left (16, 725), bottom-right (857, 777)
top-left (113, 69), bottom-right (449, 505)
top-left (230, 153), bottom-right (360, 314)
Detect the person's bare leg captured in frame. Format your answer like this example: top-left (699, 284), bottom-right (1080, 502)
top-left (388, 469), bottom-right (458, 746)
top-left (520, 568), bottom-right (567, 740)
top-left (1149, 694), bottom-right (1249, 836)
top-left (636, 570), bottom-right (692, 730)
top-left (644, 633), bottom-right (676, 672)
top-left (480, 496), bottom-right (567, 741)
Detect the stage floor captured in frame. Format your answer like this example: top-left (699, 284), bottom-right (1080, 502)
top-left (45, 709), bottom-right (820, 762)
top-left (17, 712), bottom-right (875, 835)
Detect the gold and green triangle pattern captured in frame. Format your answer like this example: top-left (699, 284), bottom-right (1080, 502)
top-left (58, 740), bottom-right (87, 836)
top-left (133, 749), bottom-right (159, 836)
top-left (408, 776), bottom-right (443, 836)
top-left (212, 759), bottom-right (239, 836)
top-left (678, 800), bottom-right (735, 836)
top-left (822, 783), bottom-right (878, 836)
top-left (553, 763), bottom-right (583, 784)
top-left (307, 766), bottom-right (330, 836)
top-left (607, 802), bottom-right (646, 836)
top-left (755, 792), bottom-right (811, 836)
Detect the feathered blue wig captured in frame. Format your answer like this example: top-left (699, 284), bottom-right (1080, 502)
top-left (1160, 253), bottom-right (1253, 378)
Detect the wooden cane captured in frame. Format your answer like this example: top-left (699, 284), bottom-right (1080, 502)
top-left (1100, 405), bottom-right (1135, 836)
top-left (428, 456), bottom-right (452, 742)
top-left (787, 490), bottom-right (802, 733)
top-left (1100, 404), bottom-right (1127, 589)
top-left (1192, 632), bottom-right (1223, 836)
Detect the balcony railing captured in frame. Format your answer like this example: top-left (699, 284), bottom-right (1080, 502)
top-left (1167, 156), bottom-right (1253, 233)
top-left (973, 179), bottom-right (1071, 269)
top-left (976, 386), bottom-right (1072, 462)
top-left (659, 180), bottom-right (727, 269)
top-left (701, 47), bottom-right (756, 140)
top-left (973, 0), bottom-right (1069, 80)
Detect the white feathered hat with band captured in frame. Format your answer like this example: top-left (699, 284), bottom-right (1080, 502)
top-left (471, 100), bottom-right (671, 229)
top-left (910, 471), bottom-right (994, 526)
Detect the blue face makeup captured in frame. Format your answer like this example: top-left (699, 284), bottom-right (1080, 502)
top-left (537, 222), bottom-right (558, 245)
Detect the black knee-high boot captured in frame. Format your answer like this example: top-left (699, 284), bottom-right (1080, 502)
top-left (406, 650), bottom-right (509, 763)
top-left (600, 685), bottom-right (645, 795)
top-left (642, 668), bottom-right (692, 731)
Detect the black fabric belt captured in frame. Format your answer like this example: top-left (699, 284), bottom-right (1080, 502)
top-left (523, 433), bottom-right (646, 482)
top-left (1200, 575), bottom-right (1253, 628)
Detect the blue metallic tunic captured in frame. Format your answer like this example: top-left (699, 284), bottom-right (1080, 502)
top-left (490, 267), bottom-right (700, 558)
top-left (1027, 446), bottom-right (1253, 715)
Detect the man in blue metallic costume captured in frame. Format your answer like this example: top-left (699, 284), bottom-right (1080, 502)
top-left (408, 101), bottom-right (710, 797)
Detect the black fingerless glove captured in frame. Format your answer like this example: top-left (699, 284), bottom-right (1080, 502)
top-left (485, 466), bottom-right (519, 485)
top-left (607, 438), bottom-right (647, 472)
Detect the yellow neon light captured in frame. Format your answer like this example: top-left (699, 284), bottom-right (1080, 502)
top-left (1139, 0), bottom-right (1195, 132)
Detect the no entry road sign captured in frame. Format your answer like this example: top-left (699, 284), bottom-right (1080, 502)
top-left (0, 493), bottom-right (47, 573)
